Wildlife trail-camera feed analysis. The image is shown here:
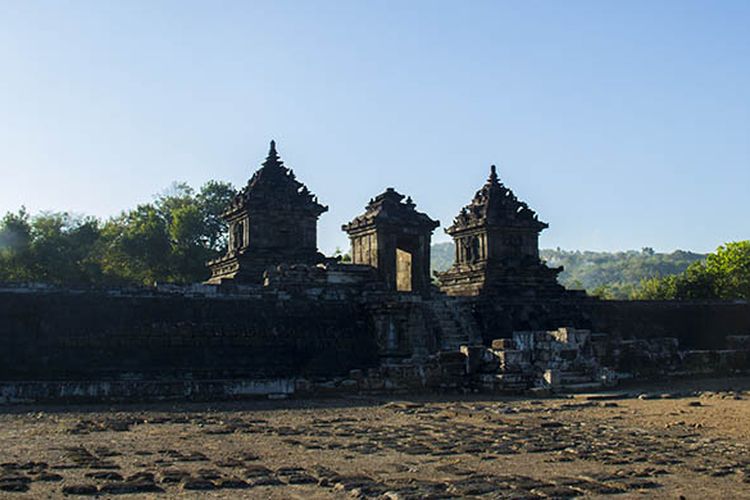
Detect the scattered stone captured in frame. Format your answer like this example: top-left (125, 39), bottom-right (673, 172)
top-left (446, 475), bottom-right (507, 496)
top-left (36, 473), bottom-right (64, 482)
top-left (333, 475), bottom-right (387, 496)
top-left (245, 465), bottom-right (273, 478)
top-left (159, 469), bottom-right (192, 483)
top-left (126, 471), bottom-right (155, 482)
top-left (85, 471), bottom-right (123, 481)
top-left (182, 479), bottom-right (217, 491)
top-left (540, 421), bottom-right (564, 429)
top-left (625, 479), bottom-right (662, 490)
top-left (100, 481), bottom-right (163, 494)
top-left (62, 484), bottom-right (99, 495)
top-left (285, 473), bottom-right (317, 485)
top-left (0, 481), bottom-right (30, 493)
top-left (196, 468), bottom-right (222, 480)
top-left (248, 476), bottom-right (282, 486)
top-left (531, 484), bottom-right (583, 497)
top-left (216, 478), bottom-right (250, 489)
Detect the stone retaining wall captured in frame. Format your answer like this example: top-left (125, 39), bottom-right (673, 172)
top-left (1, 283), bottom-right (749, 394)
top-left (587, 300), bottom-right (750, 349)
top-left (0, 285), bottom-right (379, 381)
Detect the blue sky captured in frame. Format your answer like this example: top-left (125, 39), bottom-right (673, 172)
top-left (1, 0), bottom-right (748, 254)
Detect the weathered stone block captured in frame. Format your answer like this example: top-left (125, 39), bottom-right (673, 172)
top-left (460, 345), bottom-right (485, 374)
top-left (496, 350), bottom-right (527, 372)
top-left (543, 369), bottom-right (560, 388)
top-left (491, 338), bottom-right (515, 350)
top-left (512, 331), bottom-right (535, 350)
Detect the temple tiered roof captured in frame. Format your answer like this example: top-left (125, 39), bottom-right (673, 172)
top-left (437, 163), bottom-right (563, 297)
top-left (224, 140), bottom-right (328, 217)
top-left (342, 187), bottom-right (438, 233)
top-left (446, 165), bottom-right (547, 234)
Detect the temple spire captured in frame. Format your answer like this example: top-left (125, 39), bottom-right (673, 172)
top-left (262, 139), bottom-right (283, 169)
top-left (489, 164), bottom-right (498, 183)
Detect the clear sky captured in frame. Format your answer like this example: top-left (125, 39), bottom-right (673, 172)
top-left (1, 1), bottom-right (748, 254)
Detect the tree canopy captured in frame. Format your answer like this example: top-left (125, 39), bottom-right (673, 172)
top-left (632, 241), bottom-right (750, 300)
top-left (0, 181), bottom-right (235, 286)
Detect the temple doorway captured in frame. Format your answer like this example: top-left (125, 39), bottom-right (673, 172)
top-left (396, 247), bottom-right (413, 292)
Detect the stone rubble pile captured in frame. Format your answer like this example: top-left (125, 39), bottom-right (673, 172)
top-left (458, 329), bottom-right (750, 395)
top-left (291, 330), bottom-right (750, 397)
top-left (462, 328), bottom-right (612, 393)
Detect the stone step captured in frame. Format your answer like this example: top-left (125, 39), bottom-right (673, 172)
top-left (430, 300), bottom-right (479, 352)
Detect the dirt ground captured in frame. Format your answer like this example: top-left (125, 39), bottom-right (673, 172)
top-left (0, 377), bottom-right (749, 499)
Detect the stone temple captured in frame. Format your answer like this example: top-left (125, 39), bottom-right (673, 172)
top-left (436, 165), bottom-right (565, 298)
top-left (206, 141), bottom-right (328, 284)
top-left (343, 188), bottom-right (439, 293)
top-left (206, 141), bottom-right (562, 300)
top-left (1, 140), bottom-right (748, 402)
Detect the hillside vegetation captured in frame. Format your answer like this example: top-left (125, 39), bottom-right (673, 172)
top-left (431, 243), bottom-right (709, 299)
top-left (540, 248), bottom-right (706, 298)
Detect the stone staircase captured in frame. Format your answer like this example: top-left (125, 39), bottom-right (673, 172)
top-left (428, 299), bottom-right (482, 352)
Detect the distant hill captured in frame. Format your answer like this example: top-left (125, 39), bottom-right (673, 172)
top-left (540, 248), bottom-right (706, 297)
top-left (431, 242), bottom-right (455, 274)
top-left (431, 243), bottom-right (706, 299)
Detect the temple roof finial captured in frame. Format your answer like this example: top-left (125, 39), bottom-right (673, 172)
top-left (262, 139), bottom-right (282, 169)
top-left (489, 164), bottom-right (498, 183)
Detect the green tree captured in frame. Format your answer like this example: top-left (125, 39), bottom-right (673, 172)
top-left (634, 275), bottom-right (678, 300)
top-left (196, 180), bottom-right (236, 252)
top-left (704, 241), bottom-right (750, 300)
top-left (99, 204), bottom-right (172, 285)
top-left (0, 208), bottom-right (33, 281)
top-left (98, 180), bottom-right (236, 285)
top-left (632, 241), bottom-right (750, 300)
top-left (590, 284), bottom-right (616, 300)
top-left (0, 209), bottom-right (103, 284)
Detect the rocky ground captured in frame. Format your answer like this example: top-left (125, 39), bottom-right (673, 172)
top-left (0, 377), bottom-right (749, 499)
